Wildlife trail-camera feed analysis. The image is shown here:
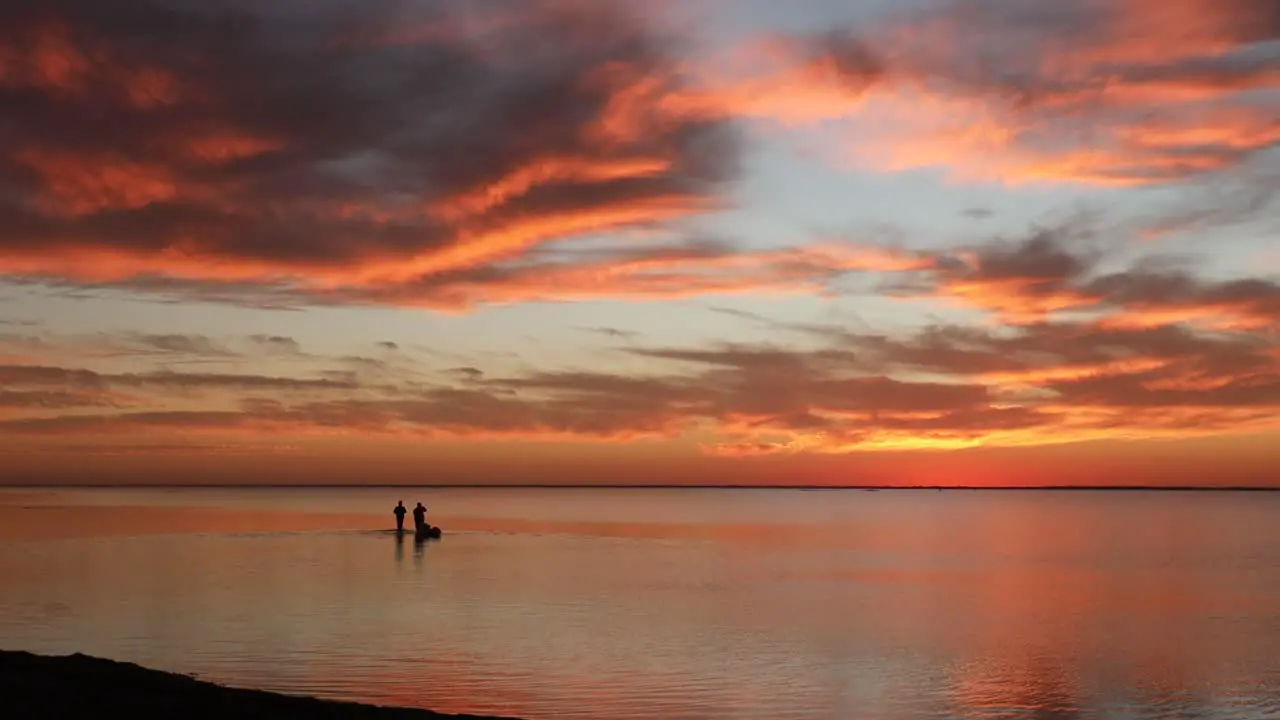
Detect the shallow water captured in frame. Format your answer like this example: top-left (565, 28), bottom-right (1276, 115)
top-left (2, 487), bottom-right (1279, 719)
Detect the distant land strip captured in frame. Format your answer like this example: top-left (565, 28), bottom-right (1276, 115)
top-left (3, 484), bottom-right (1279, 492)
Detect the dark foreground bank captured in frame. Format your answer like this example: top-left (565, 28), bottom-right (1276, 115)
top-left (0, 650), bottom-right (522, 720)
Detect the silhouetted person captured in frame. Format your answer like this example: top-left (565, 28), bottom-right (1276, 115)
top-left (393, 501), bottom-right (407, 531)
top-left (412, 502), bottom-right (426, 531)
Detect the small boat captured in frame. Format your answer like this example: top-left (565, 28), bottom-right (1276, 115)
top-left (414, 524), bottom-right (442, 541)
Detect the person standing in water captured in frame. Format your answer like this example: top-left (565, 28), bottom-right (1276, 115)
top-left (393, 501), bottom-right (407, 532)
top-left (412, 502), bottom-right (426, 531)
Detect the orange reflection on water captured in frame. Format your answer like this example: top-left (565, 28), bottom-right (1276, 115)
top-left (2, 488), bottom-right (1279, 719)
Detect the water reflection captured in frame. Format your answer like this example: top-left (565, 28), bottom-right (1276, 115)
top-left (1, 489), bottom-right (1279, 719)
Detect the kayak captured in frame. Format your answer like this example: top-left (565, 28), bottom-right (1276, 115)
top-left (393, 525), bottom-right (442, 540)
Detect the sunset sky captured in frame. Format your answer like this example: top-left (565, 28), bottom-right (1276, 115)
top-left (1, 0), bottom-right (1278, 486)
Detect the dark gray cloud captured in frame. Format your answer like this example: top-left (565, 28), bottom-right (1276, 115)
top-left (445, 366), bottom-right (485, 381)
top-left (0, 0), bottom-right (738, 289)
top-left (578, 326), bottom-right (641, 341)
top-left (249, 334), bottom-right (302, 354)
top-left (0, 389), bottom-right (118, 409)
top-left (0, 363), bottom-right (358, 391)
top-left (133, 333), bottom-right (236, 356)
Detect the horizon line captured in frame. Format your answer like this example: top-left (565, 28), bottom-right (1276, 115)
top-left (2, 483), bottom-right (1279, 492)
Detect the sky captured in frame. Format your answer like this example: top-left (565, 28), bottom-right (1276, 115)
top-left (0, 0), bottom-right (1278, 486)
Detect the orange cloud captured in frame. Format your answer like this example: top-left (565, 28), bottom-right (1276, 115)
top-left (13, 148), bottom-right (180, 217)
top-left (0, 237), bottom-right (932, 312)
top-left (934, 278), bottom-right (1095, 323)
top-left (429, 156), bottom-right (674, 223)
top-left (362, 196), bottom-right (718, 286)
top-left (976, 357), bottom-right (1173, 387)
top-left (0, 18), bottom-right (186, 107)
top-left (181, 133), bottom-right (285, 165)
top-left (705, 0), bottom-right (1280, 185)
top-left (871, 226), bottom-right (1280, 331)
top-left (661, 33), bottom-right (883, 125)
top-left (366, 242), bottom-right (936, 310)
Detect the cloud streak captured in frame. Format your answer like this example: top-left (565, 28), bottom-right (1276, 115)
top-left (0, 364), bottom-right (359, 392)
top-left (13, 239), bottom-right (935, 310)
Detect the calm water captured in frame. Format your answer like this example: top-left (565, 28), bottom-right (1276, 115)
top-left (2, 487), bottom-right (1279, 719)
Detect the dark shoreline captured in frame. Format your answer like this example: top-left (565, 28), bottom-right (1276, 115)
top-left (1, 650), bottom-right (522, 720)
